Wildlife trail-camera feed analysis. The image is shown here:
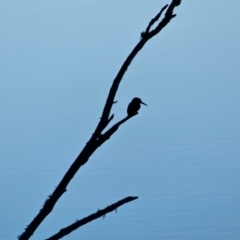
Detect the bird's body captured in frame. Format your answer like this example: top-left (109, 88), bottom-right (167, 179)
top-left (127, 97), bottom-right (147, 115)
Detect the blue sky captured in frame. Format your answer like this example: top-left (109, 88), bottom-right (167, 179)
top-left (0, 1), bottom-right (240, 239)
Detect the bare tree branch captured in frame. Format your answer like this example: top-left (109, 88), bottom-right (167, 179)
top-left (45, 196), bottom-right (138, 240)
top-left (144, 4), bottom-right (169, 35)
top-left (96, 114), bottom-right (136, 147)
top-left (18, 1), bottom-right (181, 239)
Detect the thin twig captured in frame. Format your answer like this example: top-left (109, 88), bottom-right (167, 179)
top-left (45, 196), bottom-right (138, 240)
top-left (144, 4), bottom-right (168, 35)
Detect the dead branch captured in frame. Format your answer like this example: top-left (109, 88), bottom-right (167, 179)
top-left (45, 196), bottom-right (138, 240)
top-left (18, 1), bottom-right (181, 239)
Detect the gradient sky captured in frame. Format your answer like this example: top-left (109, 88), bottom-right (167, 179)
top-left (1, 1), bottom-right (240, 239)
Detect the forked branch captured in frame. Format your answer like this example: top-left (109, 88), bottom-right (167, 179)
top-left (18, 1), bottom-right (181, 239)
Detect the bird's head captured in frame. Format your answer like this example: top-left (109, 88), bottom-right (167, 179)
top-left (133, 97), bottom-right (147, 106)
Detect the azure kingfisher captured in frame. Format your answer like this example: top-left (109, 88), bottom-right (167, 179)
top-left (127, 97), bottom-right (147, 116)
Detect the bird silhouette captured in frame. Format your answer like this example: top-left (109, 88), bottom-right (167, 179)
top-left (127, 97), bottom-right (147, 116)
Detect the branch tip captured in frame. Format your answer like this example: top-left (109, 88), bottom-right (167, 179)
top-left (46, 196), bottom-right (138, 240)
top-left (174, 0), bottom-right (181, 6)
top-left (144, 4), bottom-right (168, 34)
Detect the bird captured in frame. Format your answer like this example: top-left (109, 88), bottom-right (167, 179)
top-left (127, 97), bottom-right (147, 116)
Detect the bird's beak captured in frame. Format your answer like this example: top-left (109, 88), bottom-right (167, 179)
top-left (141, 101), bottom-right (147, 106)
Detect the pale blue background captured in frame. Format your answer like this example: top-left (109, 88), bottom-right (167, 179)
top-left (0, 1), bottom-right (240, 239)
